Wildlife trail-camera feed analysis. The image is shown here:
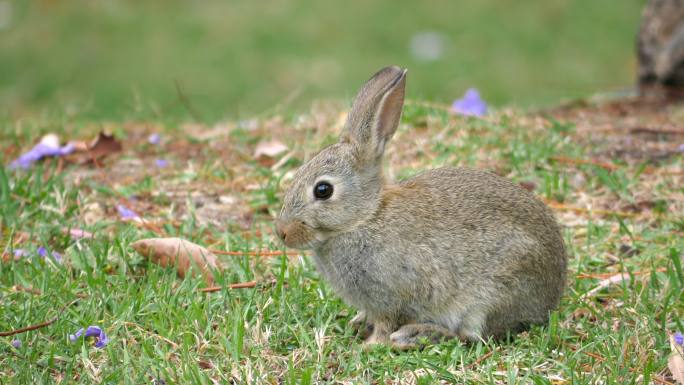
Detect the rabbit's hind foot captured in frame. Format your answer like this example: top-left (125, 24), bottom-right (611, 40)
top-left (389, 323), bottom-right (456, 350)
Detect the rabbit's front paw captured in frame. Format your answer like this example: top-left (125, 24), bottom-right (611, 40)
top-left (389, 323), bottom-right (456, 350)
top-left (362, 321), bottom-right (392, 348)
top-left (349, 311), bottom-right (374, 339)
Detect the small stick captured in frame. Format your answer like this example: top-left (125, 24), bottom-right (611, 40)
top-left (549, 155), bottom-right (684, 176)
top-left (583, 351), bottom-right (605, 361)
top-left (0, 299), bottom-right (78, 337)
top-left (466, 347), bottom-right (500, 369)
top-left (209, 249), bottom-right (303, 257)
top-left (545, 201), bottom-right (636, 218)
top-left (200, 281), bottom-right (257, 293)
top-left (549, 156), bottom-right (619, 171)
top-left (576, 267), bottom-right (666, 279)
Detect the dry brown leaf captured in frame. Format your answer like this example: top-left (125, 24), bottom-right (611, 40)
top-left (66, 131), bottom-right (122, 164)
top-left (254, 139), bottom-right (288, 166)
top-left (670, 334), bottom-right (684, 384)
top-left (85, 132), bottom-right (123, 161)
top-left (131, 237), bottom-right (221, 285)
top-left (581, 273), bottom-right (631, 299)
top-left (62, 227), bottom-right (94, 240)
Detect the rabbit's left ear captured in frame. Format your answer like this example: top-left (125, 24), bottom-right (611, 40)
top-left (341, 66), bottom-right (407, 163)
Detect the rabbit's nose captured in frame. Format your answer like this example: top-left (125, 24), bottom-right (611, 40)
top-left (275, 220), bottom-right (288, 241)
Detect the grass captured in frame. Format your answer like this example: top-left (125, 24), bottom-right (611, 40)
top-left (1, 0), bottom-right (645, 121)
top-left (1, 97), bottom-right (682, 383)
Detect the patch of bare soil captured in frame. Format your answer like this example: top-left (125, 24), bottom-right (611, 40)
top-left (546, 96), bottom-right (684, 163)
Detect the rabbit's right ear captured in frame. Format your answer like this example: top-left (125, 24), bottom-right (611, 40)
top-left (341, 66), bottom-right (407, 164)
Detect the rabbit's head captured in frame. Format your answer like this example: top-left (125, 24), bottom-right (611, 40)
top-left (276, 66), bottom-right (407, 249)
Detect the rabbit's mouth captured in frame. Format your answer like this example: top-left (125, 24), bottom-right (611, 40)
top-left (275, 219), bottom-right (319, 249)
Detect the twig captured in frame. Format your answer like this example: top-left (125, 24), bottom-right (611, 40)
top-left (200, 281), bottom-right (257, 293)
top-left (580, 273), bottom-right (633, 300)
top-left (545, 201), bottom-right (636, 218)
top-left (576, 267), bottom-right (667, 279)
top-left (549, 156), bottom-right (618, 171)
top-left (0, 299), bottom-right (79, 337)
top-left (549, 155), bottom-right (684, 176)
top-left (209, 249), bottom-right (304, 257)
top-left (466, 347), bottom-right (500, 369)
top-left (583, 351), bottom-right (605, 361)
top-left (629, 127), bottom-right (684, 136)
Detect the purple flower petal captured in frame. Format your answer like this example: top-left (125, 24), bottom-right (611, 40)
top-left (13, 249), bottom-right (27, 258)
top-left (9, 138), bottom-right (75, 170)
top-left (69, 327), bottom-right (84, 342)
top-left (155, 159), bottom-right (168, 168)
top-left (11, 339), bottom-right (21, 348)
top-left (676, 331), bottom-right (684, 346)
top-left (51, 251), bottom-right (62, 263)
top-left (451, 88), bottom-right (488, 117)
top-left (148, 133), bottom-right (161, 145)
top-left (678, 143), bottom-right (684, 153)
top-left (117, 204), bottom-right (139, 220)
top-left (70, 326), bottom-right (108, 348)
top-left (37, 246), bottom-right (62, 263)
top-left (84, 326), bottom-right (103, 338)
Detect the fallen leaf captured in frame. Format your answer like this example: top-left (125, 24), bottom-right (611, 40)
top-left (131, 237), bottom-right (221, 285)
top-left (62, 227), bottom-right (94, 240)
top-left (254, 139), bottom-right (288, 166)
top-left (670, 333), bottom-right (684, 384)
top-left (66, 131), bottom-right (122, 164)
top-left (581, 273), bottom-right (631, 299)
top-left (85, 132), bottom-right (123, 161)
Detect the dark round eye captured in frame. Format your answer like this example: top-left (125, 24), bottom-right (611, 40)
top-left (313, 181), bottom-right (333, 200)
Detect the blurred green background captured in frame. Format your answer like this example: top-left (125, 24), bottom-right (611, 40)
top-left (0, 0), bottom-right (645, 121)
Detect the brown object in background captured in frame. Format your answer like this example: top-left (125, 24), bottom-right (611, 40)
top-left (637, 0), bottom-right (684, 96)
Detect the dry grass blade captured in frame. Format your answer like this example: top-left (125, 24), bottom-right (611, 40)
top-left (581, 273), bottom-right (631, 299)
top-left (549, 156), bottom-right (619, 171)
top-left (131, 237), bottom-right (221, 285)
top-left (209, 249), bottom-right (302, 257)
top-left (546, 201), bottom-right (637, 218)
top-left (200, 281), bottom-right (257, 293)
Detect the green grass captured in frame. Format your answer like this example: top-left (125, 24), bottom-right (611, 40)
top-left (1, 0), bottom-right (645, 121)
top-left (1, 100), bottom-right (682, 383)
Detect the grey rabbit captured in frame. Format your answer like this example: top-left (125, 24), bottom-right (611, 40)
top-left (275, 66), bottom-right (567, 349)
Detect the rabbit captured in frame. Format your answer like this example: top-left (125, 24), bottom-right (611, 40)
top-left (275, 66), bottom-right (567, 349)
top-left (637, 0), bottom-right (684, 94)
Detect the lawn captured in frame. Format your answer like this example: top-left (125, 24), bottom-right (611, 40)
top-left (1, 95), bottom-right (682, 383)
top-left (2, 0), bottom-right (684, 383)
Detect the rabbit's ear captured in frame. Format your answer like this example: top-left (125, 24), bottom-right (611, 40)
top-left (341, 66), bottom-right (407, 162)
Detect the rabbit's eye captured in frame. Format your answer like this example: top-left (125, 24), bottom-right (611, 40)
top-left (314, 181), bottom-right (333, 200)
